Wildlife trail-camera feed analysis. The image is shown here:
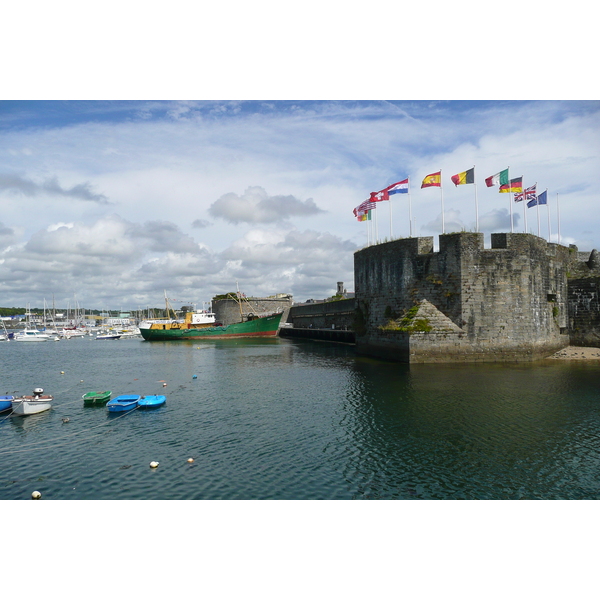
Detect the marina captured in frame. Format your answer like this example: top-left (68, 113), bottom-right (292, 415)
top-left (1, 334), bottom-right (599, 500)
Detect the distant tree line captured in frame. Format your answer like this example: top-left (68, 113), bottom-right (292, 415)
top-left (0, 307), bottom-right (171, 318)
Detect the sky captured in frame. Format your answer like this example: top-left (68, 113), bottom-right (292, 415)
top-left (1, 99), bottom-right (598, 311)
top-left (1, 3), bottom-right (597, 313)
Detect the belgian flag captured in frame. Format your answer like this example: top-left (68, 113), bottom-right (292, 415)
top-left (450, 167), bottom-right (475, 186)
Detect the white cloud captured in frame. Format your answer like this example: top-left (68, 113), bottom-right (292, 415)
top-left (479, 209), bottom-right (519, 232)
top-left (0, 100), bottom-right (598, 308)
top-left (209, 186), bottom-right (325, 224)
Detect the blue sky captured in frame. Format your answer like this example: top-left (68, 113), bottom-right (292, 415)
top-left (1, 4), bottom-right (597, 311)
top-left (1, 99), bottom-right (598, 310)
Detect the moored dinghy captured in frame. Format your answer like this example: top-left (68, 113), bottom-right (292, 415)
top-left (96, 332), bottom-right (121, 340)
top-left (12, 388), bottom-right (53, 415)
top-left (82, 390), bottom-right (112, 406)
top-left (0, 396), bottom-right (14, 412)
top-left (107, 394), bottom-right (140, 412)
top-left (137, 395), bottom-right (166, 409)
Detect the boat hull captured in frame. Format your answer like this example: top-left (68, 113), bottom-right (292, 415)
top-left (140, 313), bottom-right (283, 341)
top-left (0, 396), bottom-right (14, 412)
top-left (12, 397), bottom-right (53, 415)
top-left (107, 394), bottom-right (140, 412)
top-left (14, 334), bottom-right (50, 342)
top-left (83, 391), bottom-right (112, 405)
top-left (138, 395), bottom-right (166, 408)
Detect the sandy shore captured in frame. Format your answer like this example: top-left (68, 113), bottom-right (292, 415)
top-left (547, 346), bottom-right (600, 360)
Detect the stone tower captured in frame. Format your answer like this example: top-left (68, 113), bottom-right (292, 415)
top-left (353, 232), bottom-right (570, 363)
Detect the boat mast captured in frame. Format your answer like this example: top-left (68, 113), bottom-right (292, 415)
top-left (164, 290), bottom-right (177, 320)
top-left (236, 282), bottom-right (244, 321)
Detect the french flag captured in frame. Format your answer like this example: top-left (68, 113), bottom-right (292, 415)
top-left (386, 178), bottom-right (409, 195)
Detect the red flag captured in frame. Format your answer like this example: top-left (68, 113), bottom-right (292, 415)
top-left (370, 189), bottom-right (389, 202)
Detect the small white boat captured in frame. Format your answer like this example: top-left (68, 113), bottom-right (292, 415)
top-left (41, 328), bottom-right (61, 341)
top-left (14, 329), bottom-right (52, 342)
top-left (61, 327), bottom-right (87, 338)
top-left (12, 388), bottom-right (53, 415)
top-left (96, 332), bottom-right (121, 340)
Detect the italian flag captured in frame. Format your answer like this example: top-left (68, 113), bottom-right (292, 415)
top-left (485, 168), bottom-right (509, 188)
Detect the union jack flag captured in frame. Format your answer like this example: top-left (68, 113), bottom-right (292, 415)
top-left (353, 199), bottom-right (377, 217)
top-left (514, 184), bottom-right (536, 203)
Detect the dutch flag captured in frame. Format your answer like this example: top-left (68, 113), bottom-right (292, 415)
top-left (386, 178), bottom-right (409, 195)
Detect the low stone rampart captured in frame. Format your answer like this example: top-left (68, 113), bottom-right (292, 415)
top-left (568, 277), bottom-right (600, 347)
top-left (287, 299), bottom-right (354, 330)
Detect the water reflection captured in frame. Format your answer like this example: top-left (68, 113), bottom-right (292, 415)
top-left (335, 359), bottom-right (600, 499)
top-left (1, 337), bottom-right (599, 499)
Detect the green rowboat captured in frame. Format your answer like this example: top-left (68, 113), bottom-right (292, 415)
top-left (82, 391), bottom-right (112, 405)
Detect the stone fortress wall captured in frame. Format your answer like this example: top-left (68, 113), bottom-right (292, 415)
top-left (353, 232), bottom-right (574, 363)
top-left (566, 248), bottom-right (600, 347)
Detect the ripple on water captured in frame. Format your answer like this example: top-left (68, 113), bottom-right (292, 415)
top-left (1, 339), bottom-right (600, 499)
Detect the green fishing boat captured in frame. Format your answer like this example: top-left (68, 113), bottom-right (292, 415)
top-left (82, 391), bottom-right (112, 405)
top-left (139, 289), bottom-right (284, 341)
top-left (139, 312), bottom-right (283, 341)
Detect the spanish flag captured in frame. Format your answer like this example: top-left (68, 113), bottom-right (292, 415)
top-left (499, 176), bottom-right (523, 193)
top-left (421, 171), bottom-right (441, 188)
top-left (451, 167), bottom-right (474, 187)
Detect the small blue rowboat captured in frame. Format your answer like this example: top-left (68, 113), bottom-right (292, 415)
top-left (107, 394), bottom-right (140, 412)
top-left (0, 396), bottom-right (14, 412)
top-left (138, 395), bottom-right (166, 409)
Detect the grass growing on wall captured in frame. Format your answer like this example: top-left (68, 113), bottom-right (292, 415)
top-left (379, 305), bottom-right (432, 333)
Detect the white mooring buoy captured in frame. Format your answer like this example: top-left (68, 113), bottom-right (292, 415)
top-left (31, 490), bottom-right (42, 500)
top-left (150, 461), bottom-right (159, 468)
top-left (187, 458), bottom-right (194, 463)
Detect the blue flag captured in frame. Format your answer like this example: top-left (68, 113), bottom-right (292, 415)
top-left (537, 190), bottom-right (547, 205)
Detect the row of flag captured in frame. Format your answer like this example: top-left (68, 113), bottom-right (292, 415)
top-left (353, 178), bottom-right (408, 220)
top-left (453, 167), bottom-right (547, 207)
top-left (353, 167), bottom-right (550, 237)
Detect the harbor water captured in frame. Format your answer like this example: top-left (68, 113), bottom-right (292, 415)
top-left (1, 335), bottom-right (600, 500)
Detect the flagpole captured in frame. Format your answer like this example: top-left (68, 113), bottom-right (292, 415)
top-left (440, 169), bottom-right (445, 234)
top-left (474, 165), bottom-right (479, 232)
top-left (535, 183), bottom-right (540, 237)
top-left (557, 192), bottom-right (561, 245)
top-left (546, 189), bottom-right (551, 242)
top-left (375, 205), bottom-right (379, 244)
top-left (389, 193), bottom-right (393, 240)
top-left (507, 166), bottom-right (513, 233)
top-left (408, 178), bottom-right (413, 237)
top-left (521, 178), bottom-right (527, 234)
